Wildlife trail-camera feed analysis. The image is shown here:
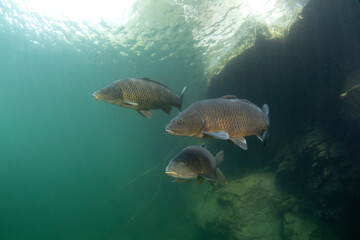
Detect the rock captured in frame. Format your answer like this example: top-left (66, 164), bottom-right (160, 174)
top-left (318, 150), bottom-right (328, 159)
top-left (271, 127), bottom-right (360, 234)
top-left (282, 211), bottom-right (318, 240)
top-left (272, 128), bottom-right (351, 198)
top-left (283, 212), bottom-right (295, 224)
top-left (188, 169), bottom-right (287, 240)
top-left (329, 143), bottom-right (347, 159)
top-left (280, 197), bottom-right (298, 212)
top-left (317, 143), bottom-right (328, 152)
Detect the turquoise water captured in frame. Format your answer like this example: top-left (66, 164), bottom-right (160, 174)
top-left (1, 0), bottom-right (360, 239)
top-left (0, 2), bottom-right (205, 239)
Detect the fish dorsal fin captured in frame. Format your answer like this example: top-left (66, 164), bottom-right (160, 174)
top-left (219, 95), bottom-right (237, 99)
top-left (215, 150), bottom-right (224, 166)
top-left (200, 143), bottom-right (205, 148)
top-left (139, 77), bottom-right (172, 91)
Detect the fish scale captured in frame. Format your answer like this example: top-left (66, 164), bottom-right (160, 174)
top-left (165, 145), bottom-right (226, 187)
top-left (200, 100), bottom-right (262, 136)
top-left (166, 95), bottom-right (269, 150)
top-left (93, 78), bottom-right (186, 118)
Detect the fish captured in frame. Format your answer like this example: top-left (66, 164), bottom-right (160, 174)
top-left (165, 95), bottom-right (269, 150)
top-left (340, 83), bottom-right (360, 98)
top-left (165, 144), bottom-right (226, 187)
top-left (93, 78), bottom-right (186, 118)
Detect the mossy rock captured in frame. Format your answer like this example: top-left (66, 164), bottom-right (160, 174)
top-left (188, 169), bottom-right (286, 240)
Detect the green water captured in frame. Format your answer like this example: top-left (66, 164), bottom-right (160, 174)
top-left (0, 3), bottom-right (205, 239)
top-left (2, 0), bottom-right (360, 239)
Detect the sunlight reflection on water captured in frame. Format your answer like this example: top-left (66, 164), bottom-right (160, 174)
top-left (1, 0), bottom-right (309, 82)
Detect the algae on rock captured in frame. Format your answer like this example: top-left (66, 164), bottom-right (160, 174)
top-left (188, 169), bottom-right (286, 240)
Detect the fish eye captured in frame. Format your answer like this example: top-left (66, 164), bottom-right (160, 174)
top-left (177, 118), bottom-right (184, 124)
top-left (180, 161), bottom-right (186, 166)
top-left (102, 89), bottom-right (108, 93)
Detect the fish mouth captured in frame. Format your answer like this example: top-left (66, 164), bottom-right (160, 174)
top-left (166, 129), bottom-right (176, 135)
top-left (165, 170), bottom-right (179, 177)
top-left (93, 93), bottom-right (100, 100)
top-left (165, 126), bottom-right (176, 135)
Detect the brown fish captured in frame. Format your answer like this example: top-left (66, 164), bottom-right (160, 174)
top-left (165, 144), bottom-right (226, 187)
top-left (93, 78), bottom-right (186, 118)
top-left (165, 95), bottom-right (269, 150)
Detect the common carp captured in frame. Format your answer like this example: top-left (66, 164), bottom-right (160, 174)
top-left (165, 144), bottom-right (226, 187)
top-left (165, 95), bottom-right (269, 150)
top-left (93, 78), bottom-right (186, 118)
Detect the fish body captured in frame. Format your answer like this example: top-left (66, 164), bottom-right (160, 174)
top-left (93, 78), bottom-right (186, 118)
top-left (340, 83), bottom-right (360, 98)
top-left (165, 144), bottom-right (226, 186)
top-left (165, 95), bottom-right (269, 150)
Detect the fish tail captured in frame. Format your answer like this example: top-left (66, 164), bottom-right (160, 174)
top-left (262, 104), bottom-right (269, 146)
top-left (177, 86), bottom-right (187, 111)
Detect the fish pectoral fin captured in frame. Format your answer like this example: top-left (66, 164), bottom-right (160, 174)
top-left (203, 131), bottom-right (230, 140)
top-left (137, 109), bottom-right (152, 118)
top-left (193, 177), bottom-right (204, 187)
top-left (199, 175), bottom-right (216, 188)
top-left (172, 178), bottom-right (191, 183)
top-left (120, 100), bottom-right (139, 107)
top-left (230, 137), bottom-right (248, 150)
top-left (161, 106), bottom-right (172, 115)
top-left (200, 173), bottom-right (216, 183)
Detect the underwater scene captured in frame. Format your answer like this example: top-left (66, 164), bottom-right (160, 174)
top-left (1, 0), bottom-right (360, 239)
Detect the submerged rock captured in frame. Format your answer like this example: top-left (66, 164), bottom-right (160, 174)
top-left (271, 127), bottom-right (360, 238)
top-left (272, 128), bottom-right (355, 200)
top-left (188, 169), bottom-right (287, 240)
